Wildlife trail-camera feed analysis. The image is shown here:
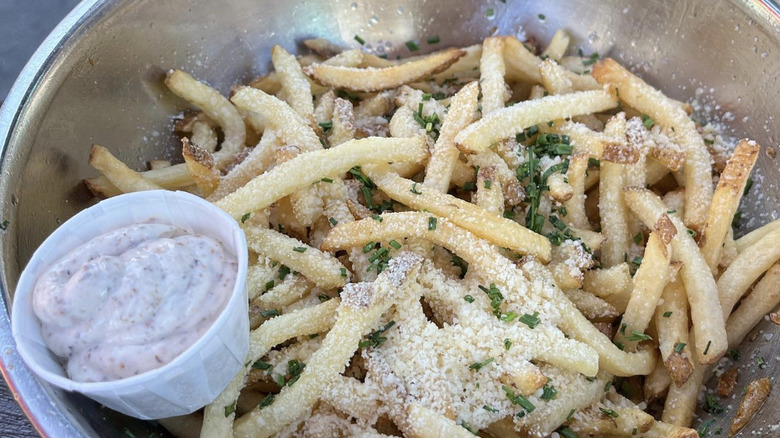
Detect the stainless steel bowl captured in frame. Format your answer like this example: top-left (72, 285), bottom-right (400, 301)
top-left (1, 0), bottom-right (778, 436)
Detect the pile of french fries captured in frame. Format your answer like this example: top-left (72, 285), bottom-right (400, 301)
top-left (85, 30), bottom-right (777, 438)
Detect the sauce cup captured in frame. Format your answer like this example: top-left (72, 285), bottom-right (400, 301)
top-left (11, 190), bottom-right (249, 419)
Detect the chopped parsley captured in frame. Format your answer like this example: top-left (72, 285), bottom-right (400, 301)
top-left (518, 311), bottom-right (541, 329)
top-left (359, 321), bottom-right (396, 349)
top-left (240, 212), bottom-right (251, 223)
top-left (697, 418), bottom-right (716, 437)
top-left (469, 357), bottom-right (495, 371)
top-left (757, 356), bottom-right (767, 369)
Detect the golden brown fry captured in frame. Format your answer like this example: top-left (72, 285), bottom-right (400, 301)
top-left (454, 90), bottom-right (617, 154)
top-left (702, 139), bottom-right (760, 272)
top-left (592, 59), bottom-right (712, 232)
top-left (623, 188), bottom-right (726, 364)
top-left (165, 69), bottom-right (246, 155)
top-left (215, 136), bottom-right (427, 219)
top-left (479, 37), bottom-right (508, 115)
top-left (271, 45), bottom-right (314, 119)
top-left (304, 48), bottom-right (465, 92)
top-left (363, 164), bottom-right (552, 262)
top-left (655, 278), bottom-right (693, 387)
top-left (181, 138), bottom-right (220, 197)
top-left (730, 379), bottom-right (772, 437)
top-left (88, 145), bottom-right (163, 193)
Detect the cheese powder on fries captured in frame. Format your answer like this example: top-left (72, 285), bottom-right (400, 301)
top-left (83, 29), bottom-right (777, 438)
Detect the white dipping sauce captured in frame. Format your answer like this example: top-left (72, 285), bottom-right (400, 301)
top-left (31, 223), bottom-right (237, 382)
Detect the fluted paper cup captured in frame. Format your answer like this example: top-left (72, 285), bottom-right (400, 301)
top-left (11, 190), bottom-right (249, 419)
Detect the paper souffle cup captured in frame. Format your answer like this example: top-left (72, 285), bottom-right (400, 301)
top-left (11, 190), bottom-right (249, 419)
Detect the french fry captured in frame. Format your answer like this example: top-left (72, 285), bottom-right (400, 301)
top-left (302, 38), bottom-right (344, 58)
top-left (599, 160), bottom-right (629, 267)
top-left (406, 404), bottom-right (475, 438)
top-left (700, 139), bottom-right (760, 272)
top-left (541, 29), bottom-right (570, 61)
top-left (324, 212), bottom-right (654, 376)
top-left (614, 216), bottom-right (675, 350)
top-left (271, 45), bottom-right (314, 119)
top-left (88, 145), bottom-right (163, 192)
top-left (454, 90), bottom-right (617, 154)
top-left (725, 263), bottom-right (780, 348)
top-left (730, 379), bottom-right (772, 437)
top-left (624, 188), bottom-right (726, 364)
top-left (582, 263), bottom-right (633, 313)
top-left (208, 130), bottom-right (279, 202)
top-left (363, 164), bottom-right (552, 262)
top-left (244, 226), bottom-right (348, 290)
top-left (503, 36), bottom-right (599, 91)
top-left (304, 48), bottom-right (466, 92)
top-left (562, 153), bottom-right (591, 229)
top-left (230, 86), bottom-right (321, 152)
top-left (201, 299), bottom-right (340, 438)
top-left (233, 253), bottom-right (424, 438)
top-left (215, 136), bottom-right (427, 219)
top-left (424, 81), bottom-right (479, 193)
top-left (479, 37), bottom-right (508, 115)
top-left (181, 138), bottom-right (220, 196)
top-left (329, 97), bottom-right (356, 146)
top-left (717, 225), bottom-right (780, 316)
top-left (655, 278), bottom-right (693, 387)
top-left (165, 69), bottom-right (246, 155)
top-left (734, 217), bottom-right (780, 252)
top-left (191, 120), bottom-right (218, 152)
top-left (592, 59), bottom-right (713, 232)
top-left (255, 274), bottom-right (310, 308)
top-left (563, 288), bottom-right (619, 321)
top-left (474, 165), bottom-right (504, 215)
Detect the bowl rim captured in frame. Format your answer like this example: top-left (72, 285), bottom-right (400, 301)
top-left (0, 0), bottom-right (778, 436)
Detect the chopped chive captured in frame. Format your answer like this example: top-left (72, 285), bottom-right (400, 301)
top-left (588, 157), bottom-right (600, 168)
top-left (703, 394), bottom-right (724, 414)
top-left (389, 240), bottom-right (402, 249)
top-left (757, 356), bottom-right (766, 368)
top-left (605, 380), bottom-right (613, 392)
top-left (428, 216), bottom-right (437, 230)
top-left (317, 293), bottom-right (331, 302)
top-left (363, 241), bottom-right (376, 253)
top-left (240, 212), bottom-right (251, 223)
top-left (464, 294), bottom-right (475, 303)
top-left (642, 114), bottom-right (655, 129)
top-left (354, 35), bottom-right (366, 45)
top-left (485, 8), bottom-right (495, 18)
top-left (538, 13), bottom-right (546, 20)
top-left (483, 405), bottom-right (499, 413)
top-left (619, 323), bottom-right (627, 335)
top-left (599, 408), bottom-right (619, 418)
top-left (518, 311), bottom-right (541, 329)
top-left (460, 421), bottom-right (479, 435)
top-left (251, 360), bottom-right (272, 370)
top-left (744, 177), bottom-right (753, 196)
top-left (667, 209), bottom-right (677, 214)
top-left (427, 35), bottom-right (440, 44)
top-left (633, 232), bottom-right (643, 244)
top-left (625, 331), bottom-right (652, 342)
top-left (727, 349), bottom-right (740, 360)
top-left (318, 121), bottom-right (333, 130)
top-left (405, 40), bottom-right (419, 51)
top-left (502, 385), bottom-right (535, 412)
top-left (278, 265), bottom-right (291, 280)
top-left (261, 309), bottom-right (280, 318)
top-left (292, 246), bottom-right (307, 253)
top-left (500, 311), bottom-right (519, 322)
top-left (674, 342), bottom-right (686, 353)
top-left (541, 383), bottom-right (558, 400)
top-left (557, 427), bottom-right (577, 438)
top-left (224, 403), bottom-right (236, 417)
top-left (340, 267), bottom-right (347, 277)
top-left (663, 311), bottom-right (673, 318)
top-left (566, 409), bottom-right (576, 421)
top-left (264, 280), bottom-right (275, 292)
top-left (504, 338), bottom-right (512, 350)
top-left (329, 217), bottom-right (338, 226)
top-left (703, 340), bottom-right (712, 355)
top-left (372, 214), bottom-right (383, 222)
top-left (321, 177), bottom-right (333, 183)
top-left (582, 52), bottom-right (600, 66)
top-left (484, 179), bottom-right (492, 189)
top-left (411, 183), bottom-right (423, 194)
top-left (258, 394), bottom-right (275, 409)
top-left (469, 357), bottom-right (494, 371)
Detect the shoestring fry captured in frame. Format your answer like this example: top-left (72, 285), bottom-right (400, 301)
top-left (84, 29), bottom-right (777, 438)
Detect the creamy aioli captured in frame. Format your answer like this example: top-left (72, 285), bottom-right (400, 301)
top-left (31, 223), bottom-right (237, 382)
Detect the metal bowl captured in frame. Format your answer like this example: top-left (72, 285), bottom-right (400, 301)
top-left (1, 0), bottom-right (778, 436)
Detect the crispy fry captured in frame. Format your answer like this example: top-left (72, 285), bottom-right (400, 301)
top-left (655, 278), bottom-right (693, 387)
top-left (215, 136), bottom-right (427, 219)
top-left (700, 139), bottom-right (759, 271)
top-left (624, 188), bottom-right (726, 364)
top-left (165, 69), bottom-right (246, 155)
top-left (271, 45), bottom-right (314, 119)
top-left (88, 145), bottom-right (163, 192)
top-left (304, 48), bottom-right (465, 92)
top-left (406, 404), bottom-right (475, 438)
top-left (479, 37), bottom-right (508, 115)
top-left (181, 138), bottom-right (220, 196)
top-left (454, 90), bottom-right (617, 154)
top-left (592, 59), bottom-right (712, 231)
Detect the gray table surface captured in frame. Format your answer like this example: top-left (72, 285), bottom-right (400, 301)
top-left (1, 0), bottom-right (81, 436)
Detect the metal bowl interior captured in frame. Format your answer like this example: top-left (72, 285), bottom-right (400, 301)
top-left (0, 0), bottom-right (778, 436)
